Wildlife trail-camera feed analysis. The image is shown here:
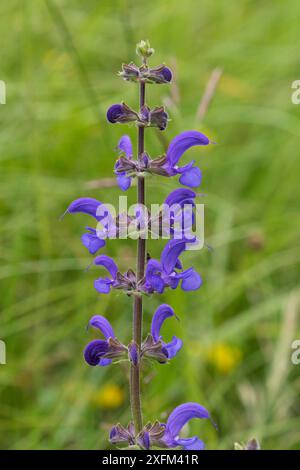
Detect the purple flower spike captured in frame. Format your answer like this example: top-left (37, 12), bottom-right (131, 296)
top-left (150, 304), bottom-right (182, 360)
top-left (162, 402), bottom-right (212, 450)
top-left (84, 315), bottom-right (127, 367)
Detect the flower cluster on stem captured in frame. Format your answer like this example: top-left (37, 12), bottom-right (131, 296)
top-left (65, 40), bottom-right (215, 450)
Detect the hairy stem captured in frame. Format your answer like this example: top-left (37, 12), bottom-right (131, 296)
top-left (130, 81), bottom-right (146, 435)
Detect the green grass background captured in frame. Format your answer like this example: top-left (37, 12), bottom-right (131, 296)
top-left (0, 0), bottom-right (300, 450)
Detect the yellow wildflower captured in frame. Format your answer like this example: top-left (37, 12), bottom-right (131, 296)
top-left (91, 383), bottom-right (124, 409)
top-left (207, 343), bottom-right (242, 374)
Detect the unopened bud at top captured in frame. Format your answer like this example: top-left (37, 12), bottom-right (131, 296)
top-left (136, 40), bottom-right (154, 60)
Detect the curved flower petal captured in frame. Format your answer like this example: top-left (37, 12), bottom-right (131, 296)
top-left (164, 188), bottom-right (196, 207)
top-left (181, 270), bottom-right (202, 291)
top-left (179, 166), bottom-right (202, 187)
top-left (118, 135), bottom-right (133, 158)
top-left (107, 104), bottom-right (123, 123)
top-left (176, 437), bottom-right (205, 450)
top-left (81, 228), bottom-right (106, 254)
top-left (151, 304), bottom-right (175, 342)
top-left (117, 173), bottom-right (132, 191)
top-left (67, 197), bottom-right (103, 220)
top-left (163, 336), bottom-right (183, 359)
top-left (94, 278), bottom-right (113, 294)
top-left (166, 131), bottom-right (210, 167)
top-left (161, 239), bottom-right (187, 275)
top-left (84, 339), bottom-right (109, 366)
top-left (89, 315), bottom-right (115, 339)
top-left (94, 255), bottom-right (118, 279)
top-left (166, 402), bottom-right (210, 440)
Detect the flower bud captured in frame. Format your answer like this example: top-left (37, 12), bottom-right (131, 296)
top-left (145, 64), bottom-right (172, 84)
top-left (137, 430), bottom-right (150, 450)
top-left (149, 106), bottom-right (168, 130)
top-left (119, 62), bottom-right (140, 82)
top-left (136, 40), bottom-right (154, 60)
top-left (138, 105), bottom-right (168, 131)
top-left (107, 103), bottom-right (138, 124)
top-left (137, 421), bottom-right (166, 449)
top-left (128, 341), bottom-right (139, 365)
top-left (141, 334), bottom-right (168, 363)
top-left (139, 104), bottom-right (150, 124)
top-left (110, 422), bottom-right (135, 446)
top-left (234, 438), bottom-right (260, 450)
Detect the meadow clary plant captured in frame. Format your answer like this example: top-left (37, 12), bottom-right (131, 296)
top-left (66, 40), bottom-right (215, 450)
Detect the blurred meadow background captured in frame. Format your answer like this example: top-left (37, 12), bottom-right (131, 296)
top-left (1, 0), bottom-right (300, 450)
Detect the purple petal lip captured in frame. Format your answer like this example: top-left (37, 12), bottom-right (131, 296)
top-left (163, 336), bottom-right (183, 359)
top-left (81, 229), bottom-right (105, 255)
top-left (179, 166), bottom-right (202, 187)
top-left (117, 173), bottom-right (132, 191)
top-left (107, 104), bottom-right (123, 123)
top-left (181, 270), bottom-right (202, 291)
top-left (94, 278), bottom-right (112, 294)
